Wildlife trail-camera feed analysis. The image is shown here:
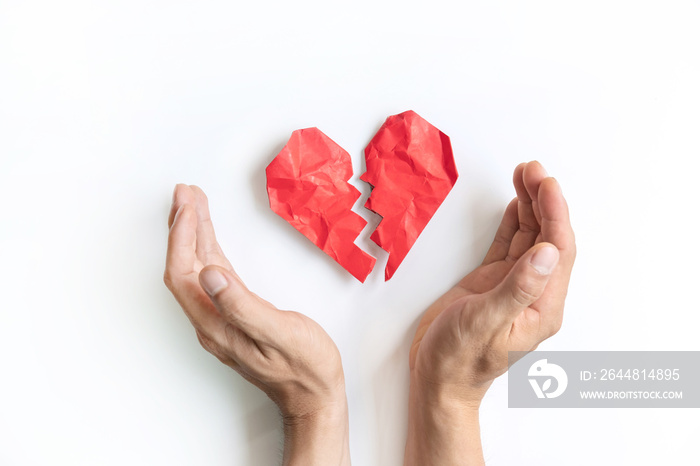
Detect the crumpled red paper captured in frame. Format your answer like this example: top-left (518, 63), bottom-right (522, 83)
top-left (266, 128), bottom-right (377, 282)
top-left (361, 110), bottom-right (458, 280)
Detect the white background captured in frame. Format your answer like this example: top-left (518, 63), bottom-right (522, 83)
top-left (1, 1), bottom-right (698, 465)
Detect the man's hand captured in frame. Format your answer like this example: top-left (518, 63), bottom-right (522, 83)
top-left (164, 184), bottom-right (350, 466)
top-left (405, 161), bottom-right (576, 465)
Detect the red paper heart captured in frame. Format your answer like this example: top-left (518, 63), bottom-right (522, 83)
top-left (265, 111), bottom-right (458, 282)
top-left (265, 128), bottom-right (377, 282)
top-left (362, 111), bottom-right (458, 280)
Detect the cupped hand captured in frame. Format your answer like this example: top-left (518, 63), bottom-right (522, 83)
top-left (163, 184), bottom-right (346, 421)
top-left (409, 161), bottom-right (576, 405)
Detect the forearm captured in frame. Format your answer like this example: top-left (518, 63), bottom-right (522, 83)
top-left (282, 396), bottom-right (351, 466)
top-left (404, 378), bottom-right (484, 466)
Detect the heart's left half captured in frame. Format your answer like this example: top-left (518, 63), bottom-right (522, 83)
top-left (265, 128), bottom-right (377, 282)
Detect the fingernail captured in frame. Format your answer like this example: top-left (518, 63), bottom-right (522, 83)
top-left (172, 184), bottom-right (180, 204)
top-left (200, 269), bottom-right (228, 296)
top-left (530, 245), bottom-right (558, 275)
top-left (171, 204), bottom-right (184, 228)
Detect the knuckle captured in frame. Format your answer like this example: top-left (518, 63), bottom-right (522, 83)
top-left (196, 331), bottom-right (212, 350)
top-left (546, 316), bottom-right (564, 337)
top-left (197, 332), bottom-right (219, 355)
top-left (511, 281), bottom-right (540, 307)
top-left (493, 230), bottom-right (512, 247)
top-left (223, 321), bottom-right (242, 342)
top-left (163, 271), bottom-right (174, 290)
top-left (219, 297), bottom-right (248, 323)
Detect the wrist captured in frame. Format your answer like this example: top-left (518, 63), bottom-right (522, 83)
top-left (282, 391), bottom-right (351, 466)
top-left (405, 374), bottom-right (485, 466)
top-left (409, 368), bottom-right (491, 410)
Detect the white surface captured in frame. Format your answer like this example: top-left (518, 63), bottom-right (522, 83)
top-left (1, 1), bottom-right (699, 465)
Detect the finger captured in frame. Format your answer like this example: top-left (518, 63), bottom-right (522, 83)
top-left (168, 184), bottom-right (196, 229)
top-left (507, 162), bottom-right (541, 260)
top-left (513, 162), bottom-right (538, 232)
top-left (522, 161), bottom-right (548, 226)
top-left (530, 178), bottom-right (576, 334)
top-left (167, 185), bottom-right (179, 229)
top-left (165, 203), bottom-right (231, 339)
top-left (538, 178), bottom-right (576, 268)
top-left (199, 265), bottom-right (280, 342)
top-left (481, 197), bottom-right (519, 265)
top-left (189, 185), bottom-right (233, 270)
top-left (165, 203), bottom-right (198, 280)
top-left (485, 243), bottom-right (559, 327)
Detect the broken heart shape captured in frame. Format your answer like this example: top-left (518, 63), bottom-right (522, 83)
top-left (265, 127), bottom-right (377, 282)
top-left (265, 110), bottom-right (458, 282)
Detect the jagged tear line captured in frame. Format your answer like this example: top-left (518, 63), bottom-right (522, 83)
top-left (346, 177), bottom-right (385, 282)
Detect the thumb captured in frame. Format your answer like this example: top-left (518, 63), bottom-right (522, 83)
top-left (488, 243), bottom-right (559, 320)
top-left (199, 265), bottom-right (274, 339)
